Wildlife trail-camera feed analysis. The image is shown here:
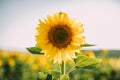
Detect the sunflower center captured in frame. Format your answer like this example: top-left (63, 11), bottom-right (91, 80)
top-left (48, 25), bottom-right (72, 49)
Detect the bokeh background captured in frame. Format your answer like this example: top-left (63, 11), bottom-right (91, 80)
top-left (0, 0), bottom-right (120, 80)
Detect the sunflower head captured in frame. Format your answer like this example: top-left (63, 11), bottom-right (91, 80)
top-left (36, 12), bottom-right (85, 63)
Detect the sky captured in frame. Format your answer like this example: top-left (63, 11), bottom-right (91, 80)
top-left (0, 0), bottom-right (120, 51)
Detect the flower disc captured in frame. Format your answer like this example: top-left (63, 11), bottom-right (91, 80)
top-left (48, 25), bottom-right (72, 49)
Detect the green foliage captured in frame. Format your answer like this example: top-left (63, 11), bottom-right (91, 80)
top-left (49, 70), bottom-right (60, 80)
top-left (38, 71), bottom-right (61, 80)
top-left (38, 72), bottom-right (47, 80)
top-left (74, 55), bottom-right (102, 69)
top-left (26, 47), bottom-right (44, 54)
top-left (46, 74), bottom-right (52, 80)
top-left (1, 49), bottom-right (120, 80)
top-left (60, 75), bottom-right (69, 80)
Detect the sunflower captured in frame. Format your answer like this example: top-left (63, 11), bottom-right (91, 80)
top-left (83, 51), bottom-right (96, 58)
top-left (36, 12), bottom-right (85, 63)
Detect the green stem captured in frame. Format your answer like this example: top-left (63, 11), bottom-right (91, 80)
top-left (61, 61), bottom-right (65, 75)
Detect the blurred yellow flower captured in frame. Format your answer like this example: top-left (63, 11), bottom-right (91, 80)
top-left (32, 64), bottom-right (39, 71)
top-left (83, 51), bottom-right (96, 58)
top-left (8, 58), bottom-right (15, 67)
top-left (100, 49), bottom-right (109, 54)
top-left (9, 52), bottom-right (20, 58)
top-left (45, 64), bottom-right (51, 71)
top-left (36, 12), bottom-right (85, 63)
top-left (36, 55), bottom-right (47, 66)
top-left (0, 59), bottom-right (3, 67)
top-left (0, 49), bottom-right (4, 58)
top-left (109, 58), bottom-right (120, 70)
top-left (17, 54), bottom-right (26, 61)
top-left (25, 55), bottom-right (35, 64)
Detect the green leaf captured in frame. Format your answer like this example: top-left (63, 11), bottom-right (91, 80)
top-left (81, 43), bottom-right (96, 47)
top-left (48, 70), bottom-right (60, 80)
top-left (38, 72), bottom-right (47, 80)
top-left (46, 74), bottom-right (52, 80)
top-left (26, 47), bottom-right (44, 54)
top-left (75, 55), bottom-right (102, 69)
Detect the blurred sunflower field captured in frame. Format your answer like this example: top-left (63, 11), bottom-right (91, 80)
top-left (0, 49), bottom-right (120, 80)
